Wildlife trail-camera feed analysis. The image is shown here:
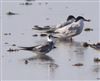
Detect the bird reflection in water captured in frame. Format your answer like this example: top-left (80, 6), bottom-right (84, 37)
top-left (68, 41), bottom-right (87, 62)
top-left (92, 64), bottom-right (100, 80)
top-left (69, 41), bottom-right (86, 53)
top-left (23, 54), bottom-right (54, 63)
top-left (57, 40), bottom-right (87, 62)
top-left (93, 65), bottom-right (100, 73)
top-left (23, 54), bottom-right (58, 79)
top-left (48, 61), bottom-right (58, 80)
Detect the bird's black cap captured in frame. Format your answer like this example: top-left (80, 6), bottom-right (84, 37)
top-left (67, 15), bottom-right (76, 21)
top-left (75, 16), bottom-right (91, 22)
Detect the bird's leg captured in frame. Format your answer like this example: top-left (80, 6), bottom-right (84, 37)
top-left (53, 46), bottom-right (57, 49)
top-left (70, 38), bottom-right (73, 42)
top-left (66, 37), bottom-right (73, 42)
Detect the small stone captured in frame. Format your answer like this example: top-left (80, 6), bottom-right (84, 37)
top-left (94, 58), bottom-right (100, 63)
top-left (72, 63), bottom-right (83, 66)
top-left (4, 33), bottom-right (8, 35)
top-left (83, 42), bottom-right (89, 47)
top-left (4, 33), bottom-right (11, 35)
top-left (4, 42), bottom-right (8, 44)
top-left (12, 44), bottom-right (16, 46)
top-left (25, 60), bottom-right (28, 64)
top-left (40, 34), bottom-right (47, 37)
top-left (25, 2), bottom-right (32, 5)
top-left (7, 48), bottom-right (19, 52)
top-left (6, 11), bottom-right (17, 15)
top-left (84, 28), bottom-right (93, 31)
top-left (32, 34), bottom-right (38, 37)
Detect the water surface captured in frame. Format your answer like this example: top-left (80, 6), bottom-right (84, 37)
top-left (1, 1), bottom-right (100, 80)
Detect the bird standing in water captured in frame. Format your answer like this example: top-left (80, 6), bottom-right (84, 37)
top-left (19, 35), bottom-right (56, 55)
top-left (53, 16), bottom-right (91, 40)
top-left (33, 15), bottom-right (76, 32)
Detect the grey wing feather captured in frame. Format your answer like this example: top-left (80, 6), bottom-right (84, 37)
top-left (19, 45), bottom-right (40, 51)
top-left (65, 25), bottom-right (79, 37)
top-left (35, 43), bottom-right (50, 53)
top-left (58, 21), bottom-right (72, 28)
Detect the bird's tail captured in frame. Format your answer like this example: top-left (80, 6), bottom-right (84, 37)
top-left (32, 26), bottom-right (43, 30)
top-left (33, 25), bottom-right (49, 30)
top-left (18, 46), bottom-right (35, 51)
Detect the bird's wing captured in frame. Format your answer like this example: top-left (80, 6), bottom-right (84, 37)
top-left (65, 24), bottom-right (79, 37)
top-left (33, 26), bottom-right (51, 30)
top-left (35, 45), bottom-right (43, 49)
top-left (33, 26), bottom-right (44, 30)
top-left (54, 22), bottom-right (75, 33)
top-left (37, 43), bottom-right (50, 52)
top-left (19, 45), bottom-right (40, 51)
top-left (57, 20), bottom-right (73, 28)
top-left (54, 26), bottom-right (68, 33)
top-left (68, 24), bottom-right (79, 30)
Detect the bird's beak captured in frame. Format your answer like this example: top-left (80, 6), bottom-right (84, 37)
top-left (84, 19), bottom-right (91, 22)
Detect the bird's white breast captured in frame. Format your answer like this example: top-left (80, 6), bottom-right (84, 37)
top-left (55, 23), bottom-right (73, 33)
top-left (77, 20), bottom-right (84, 33)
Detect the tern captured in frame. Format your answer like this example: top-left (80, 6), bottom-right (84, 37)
top-left (33, 15), bottom-right (76, 32)
top-left (19, 35), bottom-right (56, 55)
top-left (53, 16), bottom-right (91, 40)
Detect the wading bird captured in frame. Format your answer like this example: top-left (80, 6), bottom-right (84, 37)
top-left (19, 35), bottom-right (56, 55)
top-left (53, 16), bottom-right (91, 40)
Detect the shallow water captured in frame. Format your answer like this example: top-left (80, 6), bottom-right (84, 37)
top-left (1, 0), bottom-right (100, 80)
